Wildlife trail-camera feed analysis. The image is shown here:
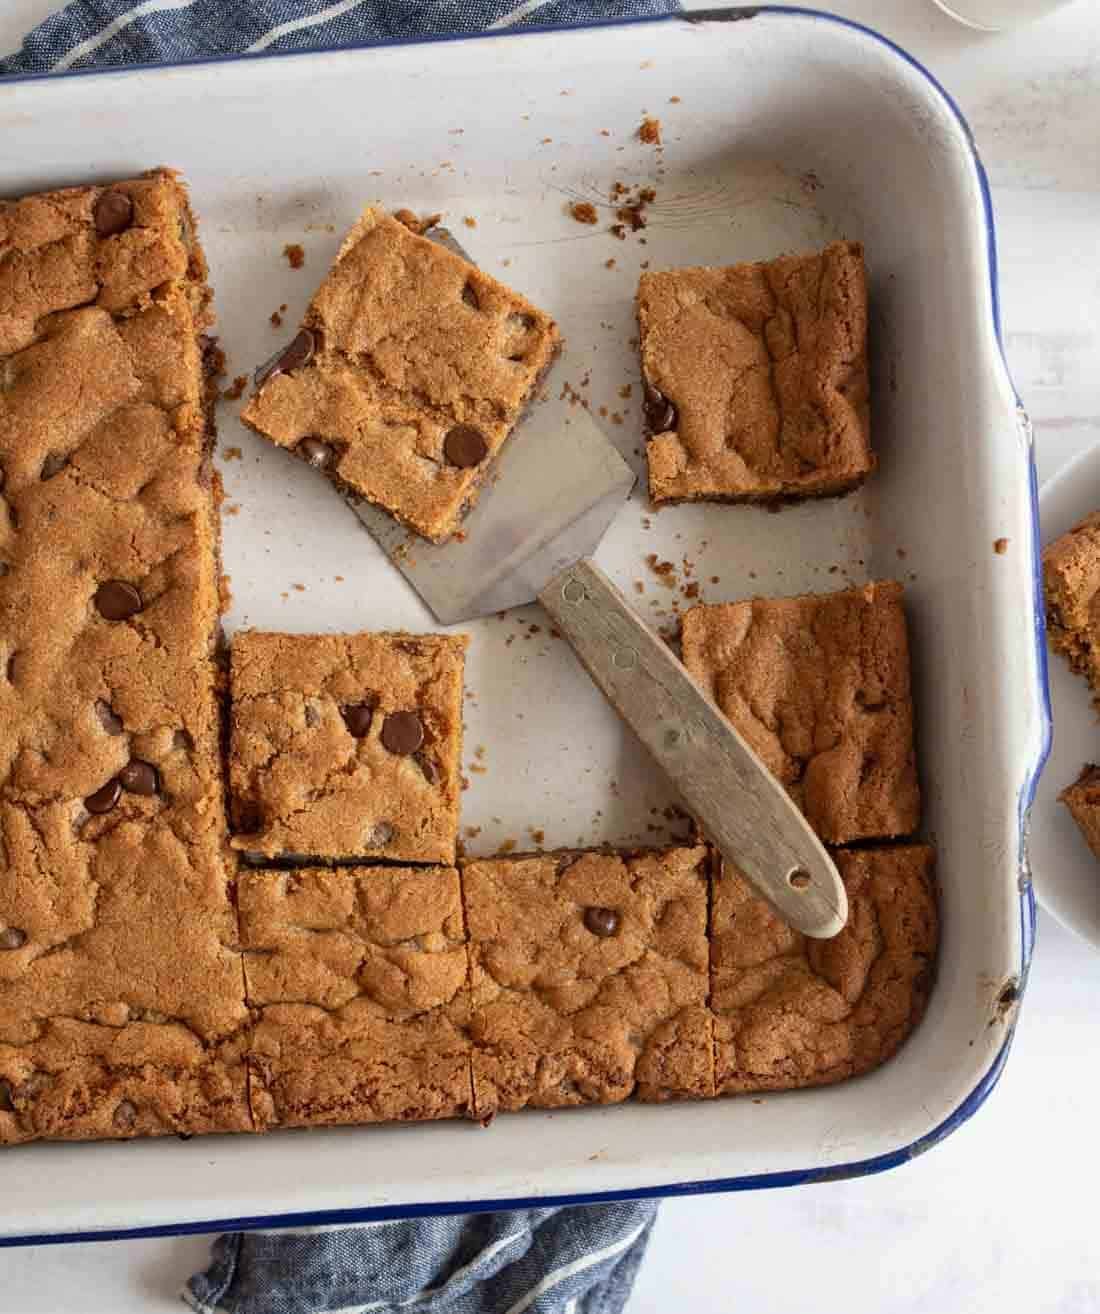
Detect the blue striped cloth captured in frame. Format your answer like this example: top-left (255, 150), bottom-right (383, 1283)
top-left (2, 4), bottom-right (677, 1311)
top-left (0, 0), bottom-right (678, 74)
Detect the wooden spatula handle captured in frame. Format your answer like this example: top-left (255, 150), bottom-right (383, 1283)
top-left (539, 558), bottom-right (847, 939)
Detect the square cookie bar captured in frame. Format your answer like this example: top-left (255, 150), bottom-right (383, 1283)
top-left (1059, 764), bottom-right (1100, 861)
top-left (681, 581), bottom-right (919, 845)
top-left (1043, 510), bottom-right (1100, 696)
top-left (239, 866), bottom-right (473, 1128)
top-left (638, 240), bottom-right (871, 504)
top-left (463, 846), bottom-right (713, 1116)
top-left (229, 630), bottom-right (467, 864)
top-left (241, 208), bottom-right (560, 542)
top-left (711, 845), bottom-right (937, 1094)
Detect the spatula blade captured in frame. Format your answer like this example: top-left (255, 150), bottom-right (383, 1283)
top-left (349, 401), bottom-right (636, 625)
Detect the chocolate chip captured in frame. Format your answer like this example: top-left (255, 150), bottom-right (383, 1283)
top-left (583, 906), bottom-right (619, 937)
top-left (643, 385), bottom-right (677, 434)
top-left (94, 190), bottom-right (134, 238)
top-left (443, 425), bottom-right (488, 469)
top-left (113, 1099), bottom-right (137, 1129)
top-left (381, 710), bottom-right (424, 755)
top-left (94, 580), bottom-right (142, 621)
top-left (235, 799), bottom-right (263, 834)
top-left (84, 777), bottom-right (122, 814)
top-left (254, 328), bottom-right (315, 387)
top-left (367, 821), bottom-right (394, 847)
top-left (95, 700), bottom-right (124, 735)
top-left (415, 752), bottom-right (437, 784)
top-left (298, 437), bottom-right (334, 469)
top-left (119, 760), bottom-right (159, 796)
top-left (173, 728), bottom-right (194, 752)
top-left (0, 1081), bottom-right (13, 1112)
top-left (342, 703), bottom-right (373, 738)
top-left (0, 928), bottom-right (26, 950)
top-left (40, 452), bottom-right (68, 481)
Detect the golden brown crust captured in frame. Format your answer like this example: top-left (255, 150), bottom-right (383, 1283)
top-left (463, 846), bottom-right (713, 1115)
top-left (0, 170), bottom-right (248, 1145)
top-left (681, 582), bottom-right (919, 845)
top-left (711, 845), bottom-right (937, 1093)
top-left (1059, 763), bottom-right (1100, 860)
top-left (638, 241), bottom-right (871, 503)
top-left (1042, 511), bottom-right (1100, 692)
top-left (241, 207), bottom-right (560, 542)
top-left (229, 630), bottom-right (467, 864)
top-left (239, 866), bottom-right (473, 1129)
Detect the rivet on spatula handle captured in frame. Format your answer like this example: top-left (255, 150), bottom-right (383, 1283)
top-left (539, 558), bottom-right (848, 939)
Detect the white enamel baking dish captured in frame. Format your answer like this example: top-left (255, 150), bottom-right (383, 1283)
top-left (0, 7), bottom-right (1048, 1244)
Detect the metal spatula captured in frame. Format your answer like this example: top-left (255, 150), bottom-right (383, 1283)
top-left (343, 230), bottom-right (847, 938)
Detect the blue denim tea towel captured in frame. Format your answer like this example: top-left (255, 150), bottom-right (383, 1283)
top-left (0, 0), bottom-right (678, 73)
top-left (1, 3), bottom-right (677, 1311)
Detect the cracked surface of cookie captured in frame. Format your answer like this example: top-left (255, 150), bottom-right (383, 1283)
top-left (0, 170), bottom-right (249, 1144)
top-left (463, 846), bottom-right (713, 1116)
top-left (229, 630), bottom-right (467, 864)
top-left (240, 865), bottom-right (473, 1129)
top-left (711, 845), bottom-right (937, 1093)
top-left (1042, 510), bottom-right (1100, 698)
top-left (241, 207), bottom-right (561, 543)
top-left (681, 581), bottom-right (919, 845)
top-left (638, 241), bottom-right (871, 504)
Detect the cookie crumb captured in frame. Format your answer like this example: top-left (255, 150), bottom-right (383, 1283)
top-left (282, 243), bottom-right (305, 269)
top-left (609, 223), bottom-right (627, 241)
top-left (463, 215), bottom-right (478, 228)
top-left (994, 537), bottom-right (1009, 555)
top-left (224, 503), bottom-right (240, 517)
top-left (570, 201), bottom-right (599, 225)
top-left (639, 116), bottom-right (662, 145)
top-left (393, 209), bottom-right (443, 236)
top-left (222, 446), bottom-right (243, 461)
top-left (221, 376), bottom-right (248, 402)
top-left (605, 258), bottom-right (617, 270)
top-left (497, 838), bottom-right (517, 855)
top-left (291, 583), bottom-right (305, 592)
top-left (669, 95), bottom-right (681, 104)
top-left (269, 310), bottom-right (283, 328)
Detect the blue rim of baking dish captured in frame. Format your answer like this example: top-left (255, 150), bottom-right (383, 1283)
top-left (0, 5), bottom-right (1050, 1245)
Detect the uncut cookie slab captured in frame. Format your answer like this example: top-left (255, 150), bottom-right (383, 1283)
top-left (239, 866), bottom-right (473, 1129)
top-left (1042, 510), bottom-right (1100, 697)
top-left (229, 630), bottom-right (467, 865)
top-left (241, 207), bottom-right (561, 542)
top-left (681, 581), bottom-right (919, 845)
top-left (463, 846), bottom-right (713, 1116)
top-left (638, 240), bottom-right (871, 504)
top-left (711, 845), bottom-right (937, 1094)
top-left (0, 171), bottom-right (250, 1143)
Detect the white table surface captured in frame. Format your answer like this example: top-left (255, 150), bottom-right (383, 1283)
top-left (2, 2), bottom-right (1099, 1311)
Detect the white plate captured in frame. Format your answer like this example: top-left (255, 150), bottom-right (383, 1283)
top-left (0, 9), bottom-right (1048, 1242)
top-left (1031, 446), bottom-right (1100, 948)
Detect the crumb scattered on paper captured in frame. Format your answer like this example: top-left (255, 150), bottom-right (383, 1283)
top-left (994, 537), bottom-right (1009, 555)
top-left (283, 243), bottom-right (305, 269)
top-left (222, 446), bottom-right (243, 461)
top-left (570, 201), bottom-right (599, 225)
top-left (639, 116), bottom-right (661, 145)
top-left (222, 376), bottom-right (247, 402)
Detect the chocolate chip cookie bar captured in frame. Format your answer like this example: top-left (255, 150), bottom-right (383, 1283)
top-left (0, 171), bottom-right (250, 1142)
top-left (229, 630), bottom-right (467, 865)
top-left (710, 845), bottom-right (937, 1093)
top-left (241, 208), bottom-right (561, 543)
top-left (239, 865), bottom-right (473, 1129)
top-left (463, 846), bottom-right (714, 1116)
top-left (638, 241), bottom-right (872, 504)
top-left (1059, 764), bottom-right (1100, 861)
top-left (681, 581), bottom-right (919, 845)
top-left (1043, 511), bottom-right (1100, 699)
